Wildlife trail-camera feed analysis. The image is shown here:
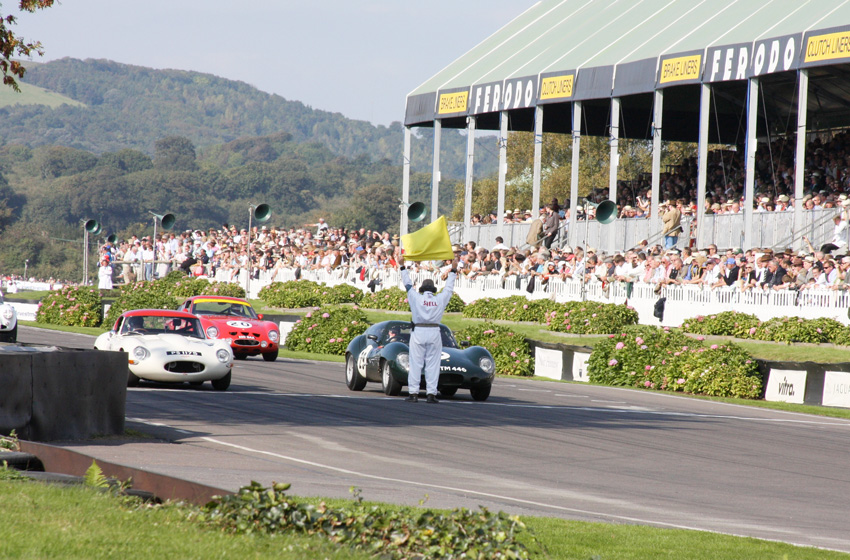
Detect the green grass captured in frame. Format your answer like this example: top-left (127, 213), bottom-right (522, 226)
top-left (1, 474), bottom-right (845, 560)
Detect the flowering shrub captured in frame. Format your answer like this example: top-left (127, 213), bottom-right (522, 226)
top-left (284, 306), bottom-right (368, 355)
top-left (321, 283), bottom-right (364, 305)
top-left (545, 301), bottom-right (639, 334)
top-left (36, 285), bottom-right (103, 327)
top-left (258, 280), bottom-right (324, 308)
top-left (455, 322), bottom-right (534, 377)
top-left (103, 280), bottom-right (180, 327)
top-left (359, 286), bottom-right (410, 311)
top-left (681, 311), bottom-right (760, 338)
top-left (588, 325), bottom-right (762, 398)
top-left (681, 312), bottom-right (850, 345)
top-left (462, 296), bottom-right (550, 322)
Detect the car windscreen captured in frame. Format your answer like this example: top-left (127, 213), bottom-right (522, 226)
top-left (440, 325), bottom-right (458, 348)
top-left (121, 315), bottom-right (205, 339)
top-left (381, 324), bottom-right (412, 345)
top-left (192, 300), bottom-right (257, 319)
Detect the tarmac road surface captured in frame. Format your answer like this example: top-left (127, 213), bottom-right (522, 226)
top-left (19, 325), bottom-right (850, 553)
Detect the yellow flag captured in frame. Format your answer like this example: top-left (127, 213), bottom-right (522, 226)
top-left (401, 215), bottom-right (454, 261)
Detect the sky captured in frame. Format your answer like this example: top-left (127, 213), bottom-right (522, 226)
top-left (13, 1), bottom-right (536, 127)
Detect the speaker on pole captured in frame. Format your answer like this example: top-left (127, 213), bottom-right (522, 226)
top-left (106, 234), bottom-right (118, 244)
top-left (152, 213), bottom-right (176, 231)
top-left (586, 200), bottom-right (617, 225)
top-left (252, 203), bottom-right (272, 223)
top-left (406, 201), bottom-right (427, 222)
top-left (84, 219), bottom-right (100, 234)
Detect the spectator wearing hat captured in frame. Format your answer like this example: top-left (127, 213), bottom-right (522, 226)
top-left (399, 255), bottom-right (457, 404)
top-left (661, 199), bottom-right (682, 249)
top-left (542, 204), bottom-right (560, 249)
top-left (714, 257), bottom-right (740, 288)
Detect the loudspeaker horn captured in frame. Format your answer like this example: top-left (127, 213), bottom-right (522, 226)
top-left (585, 200), bottom-right (617, 225)
top-left (252, 203), bottom-right (272, 223)
top-left (152, 213), bottom-right (176, 230)
top-left (407, 201), bottom-right (427, 222)
top-left (106, 234), bottom-right (118, 244)
top-left (84, 219), bottom-right (100, 234)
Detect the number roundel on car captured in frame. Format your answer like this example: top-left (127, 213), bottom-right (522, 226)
top-left (357, 346), bottom-right (370, 375)
top-left (226, 320), bottom-right (253, 329)
top-left (441, 351), bottom-right (450, 361)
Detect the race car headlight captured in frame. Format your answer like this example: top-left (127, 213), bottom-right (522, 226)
top-left (206, 326), bottom-right (219, 339)
top-left (478, 356), bottom-right (495, 374)
top-left (268, 330), bottom-right (279, 343)
top-left (131, 346), bottom-right (149, 363)
top-left (2, 306), bottom-right (13, 320)
top-left (216, 349), bottom-right (231, 363)
top-left (396, 352), bottom-right (410, 372)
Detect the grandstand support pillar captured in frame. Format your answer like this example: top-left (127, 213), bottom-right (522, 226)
top-left (497, 110), bottom-right (508, 237)
top-left (651, 89), bottom-right (663, 240)
top-left (431, 119), bottom-right (442, 224)
top-left (463, 116), bottom-right (476, 242)
top-left (569, 101), bottom-right (582, 250)
top-left (743, 77), bottom-right (759, 250)
top-left (793, 69), bottom-right (809, 252)
top-left (532, 105), bottom-right (543, 217)
top-left (608, 97), bottom-right (620, 204)
top-left (696, 83), bottom-right (711, 247)
top-left (401, 126), bottom-right (412, 237)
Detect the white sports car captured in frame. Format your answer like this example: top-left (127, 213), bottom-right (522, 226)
top-left (0, 291), bottom-right (17, 343)
top-left (95, 309), bottom-right (234, 390)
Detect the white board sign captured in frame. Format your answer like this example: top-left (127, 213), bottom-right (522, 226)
top-left (822, 371), bottom-right (850, 409)
top-left (572, 351), bottom-right (591, 383)
top-left (764, 369), bottom-right (807, 404)
top-left (534, 347), bottom-right (563, 380)
top-left (278, 321), bottom-right (297, 344)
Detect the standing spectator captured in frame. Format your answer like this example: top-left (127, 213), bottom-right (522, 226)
top-left (399, 255), bottom-right (457, 404)
top-left (661, 200), bottom-right (682, 249)
top-left (542, 204), bottom-right (560, 249)
top-left (97, 258), bottom-right (113, 293)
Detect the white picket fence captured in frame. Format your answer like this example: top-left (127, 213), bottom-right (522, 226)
top-left (220, 267), bottom-right (850, 328)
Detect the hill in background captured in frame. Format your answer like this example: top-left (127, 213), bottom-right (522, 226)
top-left (0, 58), bottom-right (498, 179)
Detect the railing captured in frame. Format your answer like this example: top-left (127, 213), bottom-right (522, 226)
top-left (220, 266), bottom-right (850, 327)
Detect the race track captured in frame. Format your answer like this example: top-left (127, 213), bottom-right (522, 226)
top-left (19, 326), bottom-right (850, 552)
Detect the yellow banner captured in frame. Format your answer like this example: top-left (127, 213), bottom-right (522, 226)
top-left (805, 30), bottom-right (850, 63)
top-left (437, 91), bottom-right (469, 114)
top-left (539, 74), bottom-right (574, 100)
top-left (659, 54), bottom-right (701, 84)
top-left (401, 215), bottom-right (454, 262)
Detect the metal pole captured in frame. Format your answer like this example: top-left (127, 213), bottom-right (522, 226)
top-left (651, 89), bottom-right (663, 241)
top-left (401, 126), bottom-right (412, 237)
top-left (247, 207), bottom-right (253, 297)
top-left (696, 83), bottom-right (710, 247)
top-left (532, 105), bottom-right (544, 217)
top-left (793, 69), bottom-right (809, 252)
top-left (497, 111), bottom-right (508, 238)
top-left (743, 77), bottom-right (759, 250)
top-left (431, 119), bottom-right (442, 223)
top-left (569, 101), bottom-right (582, 249)
top-left (83, 228), bottom-right (88, 285)
top-left (463, 116), bottom-right (476, 242)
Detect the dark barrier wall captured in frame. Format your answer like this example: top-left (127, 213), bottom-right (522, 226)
top-left (0, 348), bottom-right (127, 441)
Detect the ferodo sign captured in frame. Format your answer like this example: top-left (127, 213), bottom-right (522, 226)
top-left (750, 34), bottom-right (798, 77)
top-left (705, 43), bottom-right (750, 82)
top-left (470, 81), bottom-right (504, 114)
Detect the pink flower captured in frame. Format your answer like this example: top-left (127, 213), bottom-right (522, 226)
top-left (696, 336), bottom-right (705, 341)
top-left (305, 312), bottom-right (312, 318)
top-left (748, 327), bottom-right (757, 335)
top-left (710, 344), bottom-right (718, 350)
top-left (342, 327), bottom-right (348, 333)
top-left (510, 352), bottom-right (517, 357)
top-left (640, 345), bottom-right (647, 350)
top-left (644, 380), bottom-right (651, 387)
top-left (322, 313), bottom-right (330, 318)
top-left (615, 342), bottom-right (625, 350)
top-left (305, 337), bottom-right (311, 343)
top-left (608, 334), bottom-right (615, 339)
top-left (523, 304), bottom-right (528, 309)
top-left (635, 337), bottom-right (644, 345)
top-left (608, 359), bottom-right (618, 366)
top-left (645, 365), bottom-right (652, 371)
top-left (677, 378), bottom-right (685, 384)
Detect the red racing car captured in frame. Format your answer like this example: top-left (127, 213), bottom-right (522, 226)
top-left (177, 295), bottom-right (280, 361)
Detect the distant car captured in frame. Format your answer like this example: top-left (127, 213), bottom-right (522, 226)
top-left (344, 320), bottom-right (495, 401)
top-left (0, 291), bottom-right (17, 343)
top-left (177, 296), bottom-right (280, 361)
top-left (94, 309), bottom-right (234, 390)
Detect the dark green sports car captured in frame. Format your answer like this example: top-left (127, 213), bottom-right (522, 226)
top-left (345, 320), bottom-right (495, 401)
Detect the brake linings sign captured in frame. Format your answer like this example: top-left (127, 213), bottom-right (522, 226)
top-left (657, 51), bottom-right (702, 87)
top-left (436, 88), bottom-right (469, 117)
top-left (803, 25), bottom-right (850, 67)
top-left (536, 70), bottom-right (575, 105)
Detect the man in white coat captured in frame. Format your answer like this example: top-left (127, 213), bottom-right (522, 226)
top-left (399, 255), bottom-right (457, 403)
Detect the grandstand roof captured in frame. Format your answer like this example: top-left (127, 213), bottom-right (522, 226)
top-left (405, 0), bottom-right (850, 142)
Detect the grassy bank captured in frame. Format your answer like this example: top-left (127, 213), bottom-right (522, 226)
top-left (1, 473), bottom-right (846, 560)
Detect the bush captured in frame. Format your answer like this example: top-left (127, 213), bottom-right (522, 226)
top-left (36, 285), bottom-right (102, 327)
top-left (359, 286), bottom-right (410, 311)
top-left (321, 283), bottom-right (364, 305)
top-left (455, 322), bottom-right (534, 377)
top-left (588, 326), bottom-right (763, 398)
top-left (446, 292), bottom-right (466, 312)
top-left (754, 316), bottom-right (850, 345)
top-left (545, 301), bottom-right (639, 334)
top-left (462, 296), bottom-right (550, 322)
top-left (284, 306), bottom-right (369, 355)
top-left (103, 280), bottom-right (179, 328)
top-left (258, 280), bottom-right (323, 308)
top-left (199, 481), bottom-right (535, 560)
top-left (681, 311), bottom-right (760, 338)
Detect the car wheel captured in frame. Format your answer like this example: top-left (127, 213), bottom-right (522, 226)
top-left (211, 371), bottom-right (232, 391)
top-left (381, 360), bottom-right (402, 396)
top-left (262, 349), bottom-right (278, 362)
top-left (439, 387), bottom-right (458, 398)
top-left (345, 353), bottom-right (367, 391)
top-left (470, 384), bottom-right (491, 401)
top-left (127, 370), bottom-right (141, 388)
top-left (234, 354), bottom-right (247, 360)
